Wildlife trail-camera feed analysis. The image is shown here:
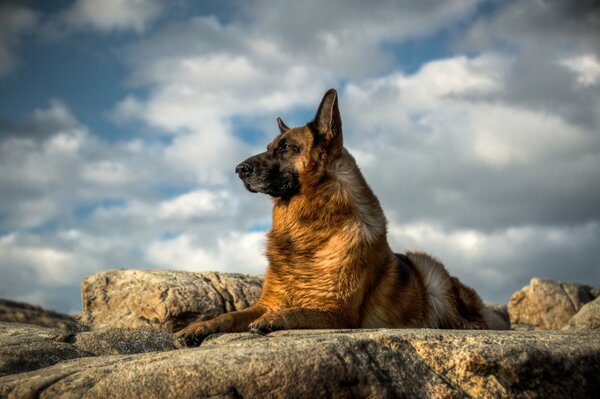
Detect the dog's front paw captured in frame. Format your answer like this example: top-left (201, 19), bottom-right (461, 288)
top-left (174, 321), bottom-right (219, 348)
top-left (248, 313), bottom-right (289, 335)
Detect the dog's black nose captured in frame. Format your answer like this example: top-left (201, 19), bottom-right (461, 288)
top-left (235, 162), bottom-right (253, 177)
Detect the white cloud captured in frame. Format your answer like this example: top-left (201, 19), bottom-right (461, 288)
top-left (91, 189), bottom-right (239, 227)
top-left (560, 54), bottom-right (600, 86)
top-left (469, 104), bottom-right (590, 166)
top-left (82, 160), bottom-right (134, 185)
top-left (344, 54), bottom-right (509, 135)
top-left (61, 0), bottom-right (164, 33)
top-left (0, 5), bottom-right (38, 77)
top-left (146, 232), bottom-right (266, 275)
top-left (158, 190), bottom-right (235, 221)
top-left (112, 3), bottom-right (486, 186)
top-left (31, 99), bottom-right (80, 129)
top-left (342, 50), bottom-right (600, 234)
top-left (410, 55), bottom-right (506, 97)
top-left (0, 98), bottom-right (268, 311)
top-left (0, 100), bottom-right (175, 229)
top-left (389, 221), bottom-right (600, 302)
top-left (0, 232), bottom-right (103, 307)
top-left (345, 53), bottom-right (593, 169)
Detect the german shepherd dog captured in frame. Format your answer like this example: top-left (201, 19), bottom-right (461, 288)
top-left (176, 89), bottom-right (508, 346)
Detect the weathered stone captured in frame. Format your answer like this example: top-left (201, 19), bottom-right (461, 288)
top-left (508, 277), bottom-right (599, 329)
top-left (80, 270), bottom-right (263, 331)
top-left (72, 327), bottom-right (177, 355)
top-left (0, 328), bottom-right (599, 398)
top-left (563, 296), bottom-right (600, 330)
top-left (0, 322), bottom-right (89, 377)
top-left (511, 323), bottom-right (536, 331)
top-left (0, 298), bottom-right (77, 331)
top-left (0, 322), bottom-right (176, 377)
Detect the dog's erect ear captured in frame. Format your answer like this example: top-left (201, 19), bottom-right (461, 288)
top-left (312, 88), bottom-right (342, 144)
top-left (276, 117), bottom-right (289, 133)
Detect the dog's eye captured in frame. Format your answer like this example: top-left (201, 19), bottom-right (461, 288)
top-left (279, 144), bottom-right (298, 154)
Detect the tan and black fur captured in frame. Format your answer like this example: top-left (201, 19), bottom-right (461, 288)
top-left (176, 89), bottom-right (509, 346)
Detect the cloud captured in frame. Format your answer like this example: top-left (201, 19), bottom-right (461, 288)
top-left (0, 232), bottom-right (103, 312)
top-left (112, 1), bottom-right (485, 186)
top-left (460, 0), bottom-right (600, 54)
top-left (1, 0), bottom-right (599, 313)
top-left (560, 54), bottom-right (600, 86)
top-left (0, 100), bottom-right (173, 229)
top-left (0, 99), bottom-right (271, 312)
top-left (0, 4), bottom-right (38, 78)
top-left (158, 190), bottom-right (236, 221)
top-left (146, 231), bottom-right (266, 274)
top-left (458, 0), bottom-right (600, 130)
top-left (61, 0), bottom-right (164, 33)
top-left (343, 53), bottom-right (600, 232)
top-left (114, 0), bottom-right (485, 126)
top-left (389, 221), bottom-right (600, 303)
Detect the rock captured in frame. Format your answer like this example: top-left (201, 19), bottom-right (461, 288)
top-left (0, 328), bottom-right (599, 398)
top-left (0, 322), bottom-right (89, 377)
top-left (0, 298), bottom-right (77, 331)
top-left (80, 270), bottom-right (263, 331)
top-left (511, 323), bottom-right (536, 331)
top-left (508, 277), bottom-right (599, 329)
top-left (563, 297), bottom-right (600, 330)
top-left (0, 321), bottom-right (176, 377)
top-left (71, 327), bottom-right (176, 355)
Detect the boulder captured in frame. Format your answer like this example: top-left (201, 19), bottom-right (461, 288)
top-left (508, 278), bottom-right (599, 329)
top-left (563, 296), bottom-right (600, 330)
top-left (0, 327), bottom-right (599, 398)
top-left (80, 270), bottom-right (262, 331)
top-left (0, 298), bottom-right (77, 331)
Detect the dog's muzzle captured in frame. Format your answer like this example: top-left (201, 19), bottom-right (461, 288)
top-left (235, 162), bottom-right (253, 179)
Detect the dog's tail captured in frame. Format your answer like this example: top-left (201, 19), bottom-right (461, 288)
top-left (481, 305), bottom-right (511, 330)
top-left (406, 251), bottom-right (510, 330)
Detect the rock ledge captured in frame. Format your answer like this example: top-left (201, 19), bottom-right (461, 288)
top-left (1, 324), bottom-right (599, 398)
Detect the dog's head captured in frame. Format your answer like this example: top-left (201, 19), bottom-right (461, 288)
top-left (236, 88), bottom-right (343, 199)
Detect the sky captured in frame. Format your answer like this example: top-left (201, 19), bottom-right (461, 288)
top-left (0, 0), bottom-right (599, 314)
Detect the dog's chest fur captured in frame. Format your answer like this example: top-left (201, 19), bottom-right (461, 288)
top-left (262, 167), bottom-right (391, 312)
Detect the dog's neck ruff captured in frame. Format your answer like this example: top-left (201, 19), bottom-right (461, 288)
top-left (329, 148), bottom-right (387, 243)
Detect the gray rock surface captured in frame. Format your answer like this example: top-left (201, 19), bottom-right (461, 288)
top-left (0, 322), bottom-right (176, 377)
top-left (563, 296), bottom-right (600, 330)
top-left (80, 270), bottom-right (263, 331)
top-left (1, 328), bottom-right (599, 398)
top-left (0, 322), bottom-right (88, 377)
top-left (3, 274), bottom-right (600, 398)
top-left (72, 327), bottom-right (176, 355)
top-left (508, 277), bottom-right (599, 329)
top-left (0, 299), bottom-right (76, 331)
